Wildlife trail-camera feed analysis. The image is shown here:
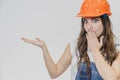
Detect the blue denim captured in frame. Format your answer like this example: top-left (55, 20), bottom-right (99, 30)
top-left (75, 62), bottom-right (103, 80)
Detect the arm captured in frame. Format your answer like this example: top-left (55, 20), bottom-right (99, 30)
top-left (86, 30), bottom-right (120, 80)
top-left (21, 37), bottom-right (72, 79)
top-left (92, 50), bottom-right (120, 80)
top-left (42, 43), bottom-right (72, 79)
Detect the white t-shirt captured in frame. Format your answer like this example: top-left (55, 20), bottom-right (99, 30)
top-left (70, 39), bottom-right (120, 80)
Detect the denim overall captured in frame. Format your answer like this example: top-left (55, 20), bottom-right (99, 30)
top-left (75, 62), bottom-right (103, 80)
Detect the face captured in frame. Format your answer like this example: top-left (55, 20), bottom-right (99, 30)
top-left (83, 17), bottom-right (104, 37)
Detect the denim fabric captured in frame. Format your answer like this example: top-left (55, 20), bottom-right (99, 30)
top-left (75, 62), bottom-right (103, 80)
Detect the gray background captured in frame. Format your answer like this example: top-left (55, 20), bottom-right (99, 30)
top-left (0, 0), bottom-right (120, 80)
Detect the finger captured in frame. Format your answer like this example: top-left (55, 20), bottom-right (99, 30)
top-left (88, 28), bottom-right (90, 33)
top-left (88, 29), bottom-right (93, 39)
top-left (21, 37), bottom-right (26, 41)
top-left (21, 37), bottom-right (29, 42)
top-left (90, 26), bottom-right (93, 31)
top-left (86, 33), bottom-right (89, 40)
top-left (100, 36), bottom-right (104, 47)
top-left (21, 37), bottom-right (36, 44)
top-left (36, 37), bottom-right (41, 42)
top-left (87, 29), bottom-right (90, 37)
top-left (90, 27), bottom-right (97, 39)
top-left (92, 30), bottom-right (97, 38)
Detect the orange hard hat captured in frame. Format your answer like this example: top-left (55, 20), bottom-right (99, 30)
top-left (77, 0), bottom-right (112, 17)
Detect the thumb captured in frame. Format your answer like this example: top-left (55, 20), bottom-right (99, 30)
top-left (36, 37), bottom-right (41, 42)
top-left (100, 36), bottom-right (104, 47)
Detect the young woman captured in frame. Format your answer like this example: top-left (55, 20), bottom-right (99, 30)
top-left (21, 0), bottom-right (120, 80)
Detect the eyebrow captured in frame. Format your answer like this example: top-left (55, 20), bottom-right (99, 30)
top-left (91, 17), bottom-right (100, 19)
top-left (83, 17), bottom-right (100, 20)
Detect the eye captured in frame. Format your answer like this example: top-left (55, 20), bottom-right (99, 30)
top-left (92, 18), bottom-right (99, 23)
top-left (82, 18), bottom-right (88, 24)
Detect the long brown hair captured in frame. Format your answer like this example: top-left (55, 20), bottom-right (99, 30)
top-left (77, 15), bottom-right (119, 78)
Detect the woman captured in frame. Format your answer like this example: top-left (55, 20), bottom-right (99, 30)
top-left (22, 0), bottom-right (120, 80)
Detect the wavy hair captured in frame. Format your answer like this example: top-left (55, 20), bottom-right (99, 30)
top-left (77, 15), bottom-right (119, 79)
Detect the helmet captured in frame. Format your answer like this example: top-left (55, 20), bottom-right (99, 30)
top-left (77, 0), bottom-right (112, 17)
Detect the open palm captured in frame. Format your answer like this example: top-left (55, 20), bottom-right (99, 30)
top-left (21, 37), bottom-right (45, 48)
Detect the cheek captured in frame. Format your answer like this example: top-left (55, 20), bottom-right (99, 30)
top-left (93, 25), bottom-right (103, 37)
top-left (84, 26), bottom-right (88, 32)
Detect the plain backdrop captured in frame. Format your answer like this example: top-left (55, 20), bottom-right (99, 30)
top-left (0, 0), bottom-right (120, 80)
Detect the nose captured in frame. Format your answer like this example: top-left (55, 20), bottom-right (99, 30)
top-left (86, 21), bottom-right (93, 30)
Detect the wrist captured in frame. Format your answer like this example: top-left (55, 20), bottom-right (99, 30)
top-left (41, 42), bottom-right (47, 50)
top-left (92, 49), bottom-right (100, 54)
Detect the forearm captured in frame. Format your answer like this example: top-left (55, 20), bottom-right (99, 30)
top-left (41, 44), bottom-right (57, 78)
top-left (92, 50), bottom-right (118, 80)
